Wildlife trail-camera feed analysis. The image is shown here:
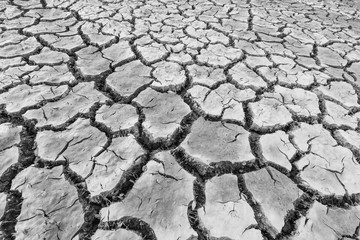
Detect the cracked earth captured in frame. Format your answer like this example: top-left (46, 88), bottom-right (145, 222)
top-left (1, 0), bottom-right (360, 239)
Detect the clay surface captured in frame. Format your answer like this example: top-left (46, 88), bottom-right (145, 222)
top-left (1, 0), bottom-right (360, 239)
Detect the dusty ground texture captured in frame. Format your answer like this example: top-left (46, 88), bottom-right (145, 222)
top-left (0, 0), bottom-right (360, 239)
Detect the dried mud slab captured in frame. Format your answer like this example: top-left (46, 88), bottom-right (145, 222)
top-left (1, 0), bottom-right (360, 239)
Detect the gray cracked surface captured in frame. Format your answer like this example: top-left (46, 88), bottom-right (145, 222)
top-left (1, 0), bottom-right (360, 239)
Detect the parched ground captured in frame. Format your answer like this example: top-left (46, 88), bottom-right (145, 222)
top-left (0, 0), bottom-right (360, 239)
